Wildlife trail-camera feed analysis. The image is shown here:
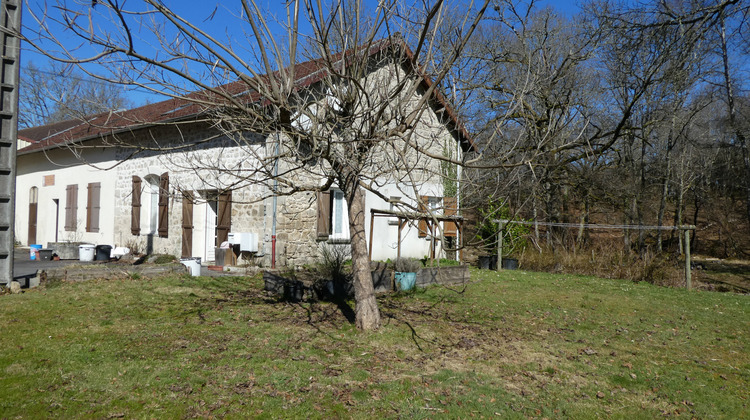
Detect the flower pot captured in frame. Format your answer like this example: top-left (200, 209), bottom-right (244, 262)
top-left (394, 272), bottom-right (416, 291)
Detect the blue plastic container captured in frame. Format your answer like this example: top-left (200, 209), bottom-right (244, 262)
top-left (29, 244), bottom-right (42, 260)
top-left (394, 272), bottom-right (417, 291)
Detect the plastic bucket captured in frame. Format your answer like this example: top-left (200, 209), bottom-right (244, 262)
top-left (95, 245), bottom-right (113, 261)
top-left (78, 244), bottom-right (96, 262)
top-left (30, 244), bottom-right (42, 260)
top-left (394, 272), bottom-right (417, 291)
top-left (180, 258), bottom-right (201, 276)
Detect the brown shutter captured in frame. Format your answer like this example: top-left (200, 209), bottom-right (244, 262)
top-left (444, 196), bottom-right (457, 237)
top-left (86, 183), bottom-right (101, 233)
top-left (28, 188), bottom-right (38, 244)
top-left (131, 176), bottom-right (141, 235)
top-left (316, 191), bottom-right (331, 240)
top-left (418, 195), bottom-right (428, 238)
top-left (64, 184), bottom-right (78, 232)
top-left (217, 190), bottom-right (232, 245)
top-left (158, 172), bottom-right (169, 238)
top-left (181, 191), bottom-right (194, 258)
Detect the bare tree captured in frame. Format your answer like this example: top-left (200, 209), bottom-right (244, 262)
top-left (19, 61), bottom-right (132, 128)
top-left (21, 0), bottom-right (489, 331)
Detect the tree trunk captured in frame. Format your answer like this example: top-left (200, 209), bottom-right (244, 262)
top-left (657, 153), bottom-right (671, 252)
top-left (533, 197), bottom-right (539, 241)
top-left (346, 185), bottom-right (381, 331)
top-left (675, 177), bottom-right (685, 254)
top-left (622, 196), bottom-right (631, 251)
top-left (720, 14), bottom-right (750, 227)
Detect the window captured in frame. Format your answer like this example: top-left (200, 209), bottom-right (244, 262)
top-left (418, 195), bottom-right (443, 238)
top-left (64, 184), bottom-right (78, 232)
top-left (145, 175), bottom-right (160, 234)
top-left (331, 190), bottom-right (349, 240)
top-left (316, 189), bottom-right (350, 242)
top-left (143, 172), bottom-right (169, 237)
top-left (86, 182), bottom-right (101, 233)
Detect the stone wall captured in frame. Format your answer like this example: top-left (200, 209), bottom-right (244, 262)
top-left (263, 264), bottom-right (469, 301)
top-left (112, 122), bottom-right (269, 260)
top-left (103, 60), bottom-right (465, 267)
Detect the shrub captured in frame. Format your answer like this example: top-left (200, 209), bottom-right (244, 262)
top-left (393, 258), bottom-right (422, 272)
top-left (476, 199), bottom-right (529, 256)
top-left (519, 240), bottom-right (685, 286)
top-left (152, 254), bottom-right (177, 264)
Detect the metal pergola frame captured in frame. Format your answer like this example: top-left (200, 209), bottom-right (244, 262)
top-left (368, 208), bottom-right (464, 262)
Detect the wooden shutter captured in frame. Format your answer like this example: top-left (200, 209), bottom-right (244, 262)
top-left (158, 172), bottom-right (169, 238)
top-left (28, 187), bottom-right (38, 244)
top-left (86, 182), bottom-right (101, 233)
top-left (131, 176), bottom-right (141, 235)
top-left (417, 195), bottom-right (428, 238)
top-left (217, 190), bottom-right (232, 245)
top-left (444, 196), bottom-right (457, 237)
top-left (316, 191), bottom-right (331, 240)
top-left (64, 184), bottom-right (78, 232)
top-left (181, 191), bottom-right (194, 258)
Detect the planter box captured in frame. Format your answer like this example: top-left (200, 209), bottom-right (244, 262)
top-left (370, 262), bottom-right (393, 294)
top-left (263, 270), bottom-right (314, 302)
top-left (47, 242), bottom-right (84, 260)
top-left (263, 264), bottom-right (470, 301)
top-left (416, 265), bottom-right (470, 287)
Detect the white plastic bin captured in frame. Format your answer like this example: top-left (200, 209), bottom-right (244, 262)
top-left (78, 244), bottom-right (96, 262)
top-left (180, 258), bottom-right (201, 276)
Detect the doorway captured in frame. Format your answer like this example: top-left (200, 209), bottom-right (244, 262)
top-left (204, 197), bottom-right (218, 262)
top-left (28, 187), bottom-right (38, 245)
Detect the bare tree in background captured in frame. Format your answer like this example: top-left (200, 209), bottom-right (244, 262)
top-left (21, 0), bottom-right (489, 331)
top-left (19, 61), bottom-right (132, 128)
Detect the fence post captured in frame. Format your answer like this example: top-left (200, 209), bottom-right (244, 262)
top-left (684, 227), bottom-right (691, 291)
top-left (496, 220), bottom-right (504, 271)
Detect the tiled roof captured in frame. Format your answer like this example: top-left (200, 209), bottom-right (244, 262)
top-left (18, 38), bottom-right (474, 155)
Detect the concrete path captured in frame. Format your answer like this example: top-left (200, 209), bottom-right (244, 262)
top-left (11, 248), bottom-right (253, 285)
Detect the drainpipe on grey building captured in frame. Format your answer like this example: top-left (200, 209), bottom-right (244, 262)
top-left (271, 132), bottom-right (280, 268)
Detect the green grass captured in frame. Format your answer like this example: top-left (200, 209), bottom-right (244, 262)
top-left (0, 269), bottom-right (748, 418)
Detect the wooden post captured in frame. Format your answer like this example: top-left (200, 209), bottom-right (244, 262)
top-left (397, 219), bottom-right (404, 259)
top-left (457, 220), bottom-right (463, 262)
top-left (684, 228), bottom-right (691, 291)
top-left (368, 211), bottom-right (375, 260)
top-left (496, 220), bottom-right (504, 271)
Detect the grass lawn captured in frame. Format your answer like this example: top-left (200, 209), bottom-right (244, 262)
top-left (0, 269), bottom-right (748, 418)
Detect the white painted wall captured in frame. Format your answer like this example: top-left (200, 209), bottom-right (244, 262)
top-left (15, 146), bottom-right (119, 248)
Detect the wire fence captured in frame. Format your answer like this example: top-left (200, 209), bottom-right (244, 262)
top-left (492, 219), bottom-right (696, 290)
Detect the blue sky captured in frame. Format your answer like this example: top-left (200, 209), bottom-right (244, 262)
top-left (21, 0), bottom-right (584, 107)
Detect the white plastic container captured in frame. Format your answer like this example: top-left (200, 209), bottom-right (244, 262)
top-left (180, 258), bottom-right (201, 276)
top-left (78, 244), bottom-right (96, 262)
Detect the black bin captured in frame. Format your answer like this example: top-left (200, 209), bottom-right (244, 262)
top-left (501, 258), bottom-right (519, 270)
top-left (39, 249), bottom-right (53, 261)
top-left (478, 255), bottom-right (498, 270)
top-left (95, 245), bottom-right (112, 261)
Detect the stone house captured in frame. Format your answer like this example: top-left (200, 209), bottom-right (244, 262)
top-left (14, 40), bottom-right (473, 266)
